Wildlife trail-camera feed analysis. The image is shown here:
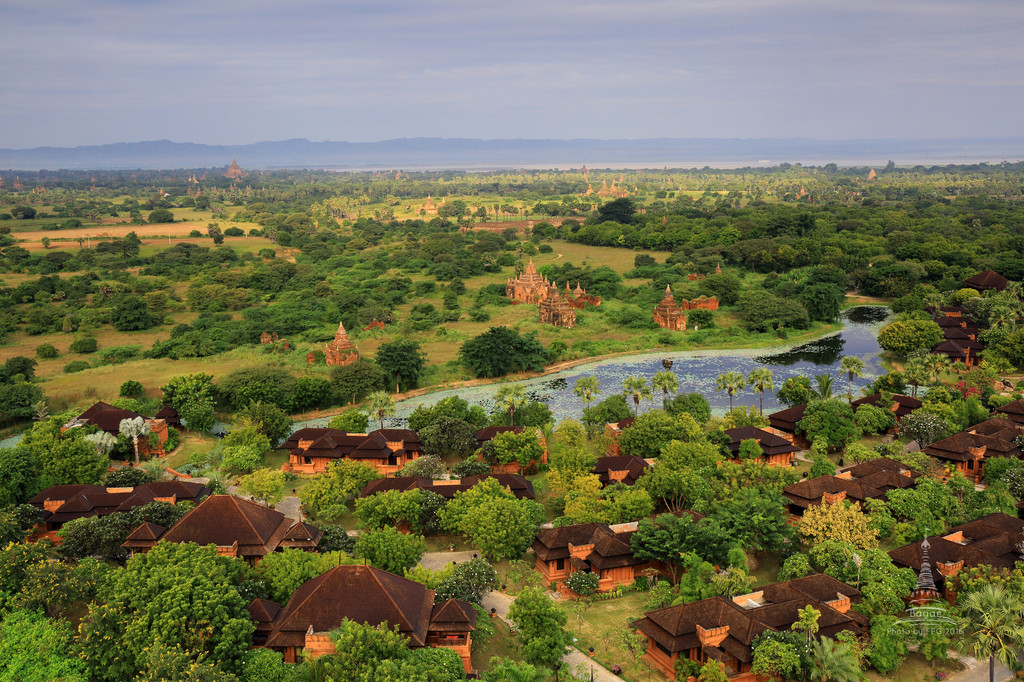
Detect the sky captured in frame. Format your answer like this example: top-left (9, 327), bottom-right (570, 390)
top-left (1, 0), bottom-right (1022, 149)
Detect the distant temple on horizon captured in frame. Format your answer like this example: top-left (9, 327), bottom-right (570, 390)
top-left (225, 157), bottom-right (247, 180)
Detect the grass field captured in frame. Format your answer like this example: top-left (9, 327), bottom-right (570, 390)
top-left (557, 591), bottom-right (654, 682)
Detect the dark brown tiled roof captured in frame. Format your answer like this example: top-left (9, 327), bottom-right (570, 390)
top-left (964, 269), bottom-right (1009, 292)
top-left (632, 574), bottom-right (864, 660)
top-left (282, 428), bottom-right (423, 462)
top-left (842, 457), bottom-right (920, 480)
top-left (264, 565), bottom-right (443, 649)
top-left (889, 514), bottom-right (1024, 588)
top-left (995, 399), bottom-right (1024, 426)
top-left (724, 427), bottom-right (799, 457)
top-left (359, 474), bottom-right (535, 500)
top-left (154, 405), bottom-right (180, 425)
top-left (158, 495), bottom-right (296, 558)
top-left (851, 394), bottom-right (922, 419)
top-left (767, 404), bottom-right (806, 432)
top-left (592, 455), bottom-right (651, 486)
top-left (69, 401), bottom-right (144, 434)
top-left (473, 426), bottom-right (523, 446)
top-left (532, 523), bottom-right (615, 561)
top-left (429, 598), bottom-right (478, 632)
top-left (924, 421), bottom-right (1023, 463)
top-left (30, 481), bottom-right (210, 525)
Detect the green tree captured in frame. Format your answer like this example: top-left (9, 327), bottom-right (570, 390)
top-left (20, 418), bottom-right (107, 487)
top-left (419, 418), bottom-right (477, 459)
top-left (572, 376), bottom-right (601, 411)
top-left (494, 384), bottom-right (527, 427)
top-left (355, 525), bottom-right (426, 574)
top-left (507, 587), bottom-right (572, 669)
top-left (751, 637), bottom-right (801, 682)
top-left (0, 609), bottom-right (88, 682)
top-left (877, 319), bottom-right (944, 356)
top-left (375, 339), bottom-right (426, 393)
top-left (777, 375), bottom-right (813, 408)
top-left (460, 496), bottom-right (542, 561)
top-left (747, 368), bottom-right (775, 414)
top-left (622, 376), bottom-right (652, 416)
top-left (616, 410), bottom-right (701, 459)
top-left (867, 615), bottom-right (909, 675)
top-left (459, 326), bottom-right (548, 377)
top-left (480, 658), bottom-right (547, 682)
top-left (76, 542), bottom-right (255, 681)
top-left (651, 370), bottom-right (679, 402)
top-left (219, 425), bottom-right (271, 474)
top-left (808, 637), bottom-right (862, 682)
top-left (110, 295), bottom-right (156, 331)
top-left (664, 392), bottom-right (712, 424)
top-left (119, 416), bottom-right (151, 466)
top-left (715, 371), bottom-right (746, 410)
top-left (237, 468), bottom-right (287, 507)
top-left (255, 549), bottom-right (354, 604)
top-left (236, 401), bottom-right (292, 443)
top-left (954, 583), bottom-right (1024, 682)
top-left (487, 429), bottom-right (544, 468)
top-left (298, 460), bottom-right (380, 521)
top-left (330, 359), bottom-right (386, 404)
top-left (367, 390), bottom-right (396, 430)
top-left (327, 408), bottom-right (369, 433)
top-left (161, 373), bottom-right (215, 432)
top-left (840, 356), bottom-right (865, 402)
top-left (797, 400), bottom-right (859, 452)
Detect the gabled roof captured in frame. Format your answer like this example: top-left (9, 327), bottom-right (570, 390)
top-left (67, 401), bottom-right (144, 434)
top-left (850, 393), bottom-right (922, 419)
top-left (263, 565), bottom-right (439, 649)
top-left (358, 473), bottom-right (535, 500)
top-left (473, 426), bottom-right (523, 445)
top-left (429, 598), bottom-right (478, 632)
top-left (282, 428), bottom-right (422, 461)
top-left (159, 495), bottom-right (296, 557)
top-left (995, 399), bottom-right (1024, 426)
top-left (592, 455), bottom-right (651, 486)
top-left (31, 481), bottom-right (209, 525)
top-left (724, 427), bottom-right (799, 457)
top-left (964, 269), bottom-right (1009, 291)
top-left (767, 404), bottom-right (806, 432)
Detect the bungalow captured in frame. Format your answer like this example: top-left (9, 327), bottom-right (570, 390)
top-left (889, 513), bottom-right (1024, 600)
top-left (632, 574), bottom-right (867, 679)
top-left (122, 494), bottom-right (321, 562)
top-left (723, 427), bottom-right (799, 467)
top-left (28, 480), bottom-right (210, 539)
top-left (963, 269), bottom-right (1010, 292)
top-left (604, 417), bottom-right (636, 455)
top-left (359, 473), bottom-right (535, 500)
top-left (252, 564), bottom-right (476, 672)
top-left (531, 522), bottom-right (654, 594)
top-left (923, 417), bottom-right (1024, 482)
top-left (473, 425), bottom-right (523, 449)
top-left (592, 455), bottom-right (651, 487)
top-left (280, 428), bottom-right (423, 476)
top-left (63, 401), bottom-right (170, 456)
top-left (931, 339), bottom-right (985, 368)
top-left (782, 458), bottom-right (919, 516)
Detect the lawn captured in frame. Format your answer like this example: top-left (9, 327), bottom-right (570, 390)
top-left (470, 618), bottom-right (521, 676)
top-left (864, 651), bottom-right (963, 681)
top-left (556, 591), bottom-right (656, 682)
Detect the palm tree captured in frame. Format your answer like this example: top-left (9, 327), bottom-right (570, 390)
top-left (622, 376), bottom-right (652, 417)
top-left (813, 373), bottom-right (834, 401)
top-left (839, 356), bottom-right (865, 403)
top-left (808, 637), bottom-right (863, 682)
top-left (924, 353), bottom-right (951, 383)
top-left (651, 370), bottom-right (679, 404)
top-left (954, 583), bottom-right (1024, 682)
top-left (904, 356), bottom-right (930, 397)
top-left (119, 416), bottom-right (151, 466)
top-left (572, 376), bottom-right (601, 410)
top-left (746, 368), bottom-right (774, 415)
top-left (367, 391), bottom-right (396, 431)
top-left (494, 384), bottom-right (527, 426)
top-left (715, 371), bottom-right (746, 411)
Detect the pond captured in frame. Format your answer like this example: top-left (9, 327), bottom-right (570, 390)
top-left (296, 305), bottom-right (891, 431)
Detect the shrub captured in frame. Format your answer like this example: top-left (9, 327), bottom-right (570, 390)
top-left (35, 343), bottom-right (59, 359)
top-left (119, 380), bottom-right (145, 398)
top-left (97, 345), bottom-right (142, 365)
top-left (69, 337), bottom-right (98, 354)
top-left (224, 226), bottom-right (244, 236)
top-left (565, 570), bottom-right (600, 597)
top-left (63, 360), bottom-right (91, 373)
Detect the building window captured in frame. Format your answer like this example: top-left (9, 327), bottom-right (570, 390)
top-left (556, 558), bottom-right (565, 571)
top-left (967, 460), bottom-right (975, 470)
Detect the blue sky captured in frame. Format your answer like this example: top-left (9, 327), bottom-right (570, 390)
top-left (1, 0), bottom-right (1022, 148)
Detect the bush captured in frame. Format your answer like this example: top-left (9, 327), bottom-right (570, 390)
top-left (69, 337), bottom-right (98, 354)
top-left (189, 230), bottom-right (202, 237)
top-left (63, 360), bottom-right (91, 373)
top-left (97, 345), bottom-right (142, 365)
top-left (34, 343), bottom-right (59, 359)
top-left (565, 570), bottom-right (600, 597)
top-left (119, 380), bottom-right (145, 398)
top-left (224, 226), bottom-right (244, 236)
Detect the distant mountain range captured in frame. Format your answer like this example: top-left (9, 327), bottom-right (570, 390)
top-left (2, 137), bottom-right (1023, 171)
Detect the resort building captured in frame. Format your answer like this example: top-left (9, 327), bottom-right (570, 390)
top-left (280, 428), bottom-right (423, 476)
top-left (782, 457), bottom-right (919, 516)
top-left (723, 427), bottom-right (799, 467)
